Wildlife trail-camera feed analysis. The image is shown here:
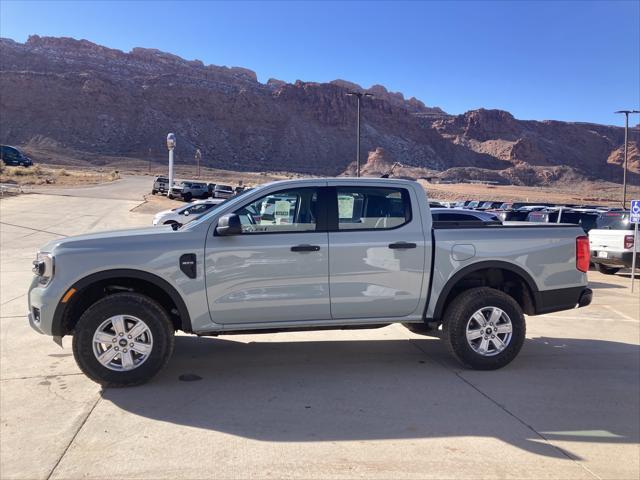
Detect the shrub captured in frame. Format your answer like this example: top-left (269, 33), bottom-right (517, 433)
top-left (11, 167), bottom-right (30, 176)
top-left (58, 169), bottom-right (69, 176)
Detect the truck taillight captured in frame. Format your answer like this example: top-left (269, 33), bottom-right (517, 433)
top-left (576, 236), bottom-right (590, 273)
top-left (624, 235), bottom-right (634, 250)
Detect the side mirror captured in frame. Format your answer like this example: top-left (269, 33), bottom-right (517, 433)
top-left (216, 213), bottom-right (242, 236)
top-left (183, 210), bottom-right (190, 216)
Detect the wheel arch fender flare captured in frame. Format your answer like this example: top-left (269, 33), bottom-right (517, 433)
top-left (430, 260), bottom-right (540, 321)
top-left (52, 269), bottom-right (192, 336)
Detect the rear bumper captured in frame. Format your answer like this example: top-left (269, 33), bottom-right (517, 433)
top-left (534, 286), bottom-right (592, 315)
top-left (591, 250), bottom-right (638, 268)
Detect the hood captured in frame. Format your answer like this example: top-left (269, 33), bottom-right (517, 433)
top-left (39, 225), bottom-right (174, 253)
top-left (154, 209), bottom-right (174, 217)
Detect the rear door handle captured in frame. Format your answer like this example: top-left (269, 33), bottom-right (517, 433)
top-left (291, 244), bottom-right (321, 252)
top-left (388, 242), bottom-right (417, 249)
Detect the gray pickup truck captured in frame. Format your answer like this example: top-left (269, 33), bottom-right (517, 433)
top-left (28, 178), bottom-right (592, 386)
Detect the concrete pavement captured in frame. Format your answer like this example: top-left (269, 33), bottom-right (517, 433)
top-left (0, 181), bottom-right (638, 479)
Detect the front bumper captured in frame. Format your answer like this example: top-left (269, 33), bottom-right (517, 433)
top-left (27, 277), bottom-right (63, 336)
top-left (591, 250), bottom-right (638, 268)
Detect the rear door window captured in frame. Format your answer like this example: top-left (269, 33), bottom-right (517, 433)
top-left (335, 187), bottom-right (411, 230)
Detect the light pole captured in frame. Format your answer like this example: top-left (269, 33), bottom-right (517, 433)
top-left (346, 92), bottom-right (373, 177)
top-left (614, 110), bottom-right (640, 209)
top-left (166, 133), bottom-right (176, 197)
top-left (195, 148), bottom-right (202, 178)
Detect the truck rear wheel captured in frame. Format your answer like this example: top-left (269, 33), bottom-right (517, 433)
top-left (443, 287), bottom-right (525, 370)
top-left (595, 264), bottom-right (620, 275)
top-left (72, 292), bottom-right (175, 387)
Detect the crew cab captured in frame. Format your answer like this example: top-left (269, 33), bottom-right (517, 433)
top-left (168, 181), bottom-right (209, 202)
top-left (27, 178), bottom-right (592, 386)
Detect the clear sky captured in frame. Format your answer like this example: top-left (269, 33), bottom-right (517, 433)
top-left (1, 0), bottom-right (638, 126)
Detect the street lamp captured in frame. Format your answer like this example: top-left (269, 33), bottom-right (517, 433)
top-left (166, 133), bottom-right (176, 197)
top-left (346, 91), bottom-right (373, 177)
top-left (614, 110), bottom-right (640, 209)
top-left (195, 148), bottom-right (202, 178)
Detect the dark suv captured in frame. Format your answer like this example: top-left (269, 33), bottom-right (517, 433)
top-left (0, 145), bottom-right (33, 167)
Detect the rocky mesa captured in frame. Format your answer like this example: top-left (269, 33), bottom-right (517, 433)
top-left (0, 35), bottom-right (638, 186)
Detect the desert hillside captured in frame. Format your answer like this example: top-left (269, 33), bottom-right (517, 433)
top-left (0, 35), bottom-right (638, 186)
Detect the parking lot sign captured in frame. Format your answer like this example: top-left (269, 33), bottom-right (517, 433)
top-left (631, 200), bottom-right (640, 224)
top-left (630, 200), bottom-right (639, 292)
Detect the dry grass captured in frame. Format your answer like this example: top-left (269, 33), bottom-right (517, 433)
top-left (0, 164), bottom-right (116, 187)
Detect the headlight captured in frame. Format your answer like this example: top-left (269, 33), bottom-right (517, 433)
top-left (32, 252), bottom-right (54, 285)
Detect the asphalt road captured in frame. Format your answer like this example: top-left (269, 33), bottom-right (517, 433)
top-left (31, 174), bottom-right (151, 201)
top-left (0, 180), bottom-right (638, 479)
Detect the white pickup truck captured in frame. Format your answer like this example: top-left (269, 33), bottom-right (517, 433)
top-left (28, 178), bottom-right (592, 386)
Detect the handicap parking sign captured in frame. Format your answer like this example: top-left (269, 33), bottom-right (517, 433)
top-left (631, 200), bottom-right (640, 224)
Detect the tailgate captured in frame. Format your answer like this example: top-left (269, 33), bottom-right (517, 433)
top-left (589, 230), bottom-right (626, 251)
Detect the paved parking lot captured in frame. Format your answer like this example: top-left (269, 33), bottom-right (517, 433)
top-left (1, 178), bottom-right (638, 479)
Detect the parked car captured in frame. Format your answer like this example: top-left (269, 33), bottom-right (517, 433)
top-left (151, 176), bottom-right (170, 195)
top-left (527, 208), bottom-right (599, 233)
top-left (431, 208), bottom-right (501, 224)
top-left (213, 184), bottom-right (235, 199)
top-left (498, 202), bottom-right (551, 211)
top-left (465, 200), bottom-right (494, 210)
top-left (0, 145), bottom-right (32, 167)
top-left (589, 211), bottom-right (638, 274)
top-left (476, 201), bottom-right (503, 211)
top-left (168, 181), bottom-right (209, 201)
top-left (152, 199), bottom-right (226, 227)
top-left (497, 206), bottom-right (549, 221)
top-left (28, 178), bottom-right (592, 386)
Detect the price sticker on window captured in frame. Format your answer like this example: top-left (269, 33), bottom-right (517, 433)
top-left (274, 200), bottom-right (291, 224)
top-left (338, 195), bottom-right (355, 219)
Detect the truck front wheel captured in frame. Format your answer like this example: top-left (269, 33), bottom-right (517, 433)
top-left (72, 292), bottom-right (175, 387)
top-left (443, 287), bottom-right (525, 370)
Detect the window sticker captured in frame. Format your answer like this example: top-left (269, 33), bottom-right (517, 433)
top-left (274, 200), bottom-right (292, 224)
top-left (338, 195), bottom-right (355, 219)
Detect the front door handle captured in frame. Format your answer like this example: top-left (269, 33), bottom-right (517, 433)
top-left (388, 242), bottom-right (417, 249)
top-left (291, 244), bottom-right (321, 252)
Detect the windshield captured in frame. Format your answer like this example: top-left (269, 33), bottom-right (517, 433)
top-left (595, 212), bottom-right (633, 230)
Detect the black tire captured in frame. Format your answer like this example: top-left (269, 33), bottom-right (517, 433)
top-left (595, 263), bottom-right (620, 275)
top-left (151, 189), bottom-right (157, 195)
top-left (72, 292), bottom-right (175, 387)
top-left (183, 192), bottom-right (192, 202)
top-left (402, 322), bottom-right (441, 337)
top-left (443, 287), bottom-right (525, 370)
